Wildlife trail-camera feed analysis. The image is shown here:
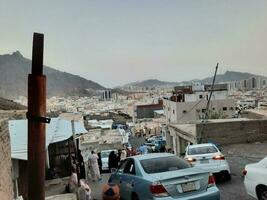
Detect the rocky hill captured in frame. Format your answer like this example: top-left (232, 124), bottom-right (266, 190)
top-left (0, 97), bottom-right (26, 110)
top-left (123, 79), bottom-right (179, 88)
top-left (0, 51), bottom-right (106, 99)
top-left (123, 71), bottom-right (267, 88)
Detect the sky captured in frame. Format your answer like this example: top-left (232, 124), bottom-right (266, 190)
top-left (0, 0), bottom-right (267, 88)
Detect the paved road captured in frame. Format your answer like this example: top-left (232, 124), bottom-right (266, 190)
top-left (89, 173), bottom-right (110, 200)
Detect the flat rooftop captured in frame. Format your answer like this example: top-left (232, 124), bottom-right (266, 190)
top-left (246, 109), bottom-right (267, 118)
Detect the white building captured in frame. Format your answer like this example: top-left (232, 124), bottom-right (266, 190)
top-left (163, 84), bottom-right (235, 124)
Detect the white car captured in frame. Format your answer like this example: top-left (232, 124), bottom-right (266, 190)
top-left (244, 157), bottom-right (267, 199)
top-left (100, 149), bottom-right (117, 171)
top-left (184, 143), bottom-right (231, 181)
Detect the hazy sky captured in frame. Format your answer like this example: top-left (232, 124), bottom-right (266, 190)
top-left (1, 0), bottom-right (267, 87)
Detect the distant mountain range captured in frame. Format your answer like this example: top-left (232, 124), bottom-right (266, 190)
top-left (0, 51), bottom-right (106, 99)
top-left (122, 71), bottom-right (267, 88)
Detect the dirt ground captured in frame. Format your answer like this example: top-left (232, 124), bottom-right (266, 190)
top-left (218, 140), bottom-right (267, 200)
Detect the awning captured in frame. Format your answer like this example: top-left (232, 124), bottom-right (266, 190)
top-left (9, 118), bottom-right (88, 160)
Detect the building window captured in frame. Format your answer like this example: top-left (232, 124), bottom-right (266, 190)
top-left (183, 110), bottom-right (187, 114)
top-left (202, 109), bottom-right (206, 113)
top-left (212, 107), bottom-right (215, 110)
top-left (173, 110), bottom-right (175, 114)
top-left (223, 107), bottom-right (227, 111)
top-left (199, 95), bottom-right (203, 99)
top-left (230, 107), bottom-right (234, 110)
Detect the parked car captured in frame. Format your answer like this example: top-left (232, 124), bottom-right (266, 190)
top-left (101, 149), bottom-right (117, 171)
top-left (147, 135), bottom-right (163, 143)
top-left (108, 153), bottom-right (220, 200)
top-left (184, 143), bottom-right (231, 181)
top-left (243, 156), bottom-right (267, 199)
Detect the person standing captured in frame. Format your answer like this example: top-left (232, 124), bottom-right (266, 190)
top-left (159, 145), bottom-right (166, 153)
top-left (108, 151), bottom-right (118, 172)
top-left (97, 152), bottom-right (103, 174)
top-left (88, 151), bottom-right (101, 181)
top-left (67, 166), bottom-right (78, 193)
top-left (120, 149), bottom-right (127, 161)
top-left (78, 149), bottom-right (86, 179)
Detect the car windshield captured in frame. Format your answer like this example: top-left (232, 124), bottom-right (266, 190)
top-left (140, 156), bottom-right (190, 174)
top-left (188, 146), bottom-right (218, 155)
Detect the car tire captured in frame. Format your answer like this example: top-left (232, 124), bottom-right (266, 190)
top-left (131, 193), bottom-right (139, 200)
top-left (225, 172), bottom-right (231, 181)
top-left (257, 186), bottom-right (267, 200)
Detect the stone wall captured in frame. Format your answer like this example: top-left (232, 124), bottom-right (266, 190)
top-left (197, 119), bottom-right (267, 145)
top-left (0, 118), bottom-right (14, 200)
top-left (0, 110), bottom-right (26, 120)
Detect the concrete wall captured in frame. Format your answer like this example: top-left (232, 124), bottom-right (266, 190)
top-left (185, 91), bottom-right (228, 102)
top-left (242, 110), bottom-right (267, 120)
top-left (0, 110), bottom-right (26, 120)
top-left (196, 119), bottom-right (267, 145)
top-left (0, 118), bottom-right (14, 200)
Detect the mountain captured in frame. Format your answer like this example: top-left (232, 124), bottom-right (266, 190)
top-left (123, 79), bottom-right (179, 88)
top-left (0, 97), bottom-right (26, 110)
top-left (0, 51), bottom-right (106, 99)
top-left (123, 71), bottom-right (267, 88)
top-left (201, 71), bottom-right (267, 83)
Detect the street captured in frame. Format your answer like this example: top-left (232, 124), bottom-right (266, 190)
top-left (88, 140), bottom-right (267, 200)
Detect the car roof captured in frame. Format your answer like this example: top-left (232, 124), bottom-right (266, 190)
top-left (130, 153), bottom-right (175, 161)
top-left (101, 149), bottom-right (117, 152)
top-left (187, 143), bottom-right (216, 148)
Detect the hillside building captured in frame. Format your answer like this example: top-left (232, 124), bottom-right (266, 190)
top-left (163, 84), bottom-right (235, 124)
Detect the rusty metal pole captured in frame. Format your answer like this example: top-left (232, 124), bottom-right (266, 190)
top-left (28, 33), bottom-right (47, 200)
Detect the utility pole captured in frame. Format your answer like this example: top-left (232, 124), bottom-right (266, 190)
top-left (198, 63), bottom-right (219, 143)
top-left (27, 33), bottom-right (50, 200)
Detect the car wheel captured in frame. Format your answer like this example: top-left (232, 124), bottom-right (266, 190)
top-left (131, 193), bottom-right (139, 200)
top-left (225, 172), bottom-right (231, 181)
top-left (257, 186), bottom-right (267, 200)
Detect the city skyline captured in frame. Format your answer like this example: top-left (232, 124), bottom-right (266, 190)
top-left (1, 0), bottom-right (267, 87)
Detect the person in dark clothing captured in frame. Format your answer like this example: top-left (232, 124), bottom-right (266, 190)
top-left (97, 152), bottom-right (102, 174)
top-left (108, 151), bottom-right (118, 172)
top-left (78, 149), bottom-right (86, 179)
top-left (117, 149), bottom-right (122, 165)
top-left (159, 145), bottom-right (166, 153)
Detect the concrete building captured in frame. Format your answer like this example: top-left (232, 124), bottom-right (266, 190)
top-left (164, 84), bottom-right (235, 124)
top-left (166, 118), bottom-right (267, 156)
top-left (102, 90), bottom-right (112, 101)
top-left (133, 99), bottom-right (163, 120)
top-left (228, 76), bottom-right (267, 91)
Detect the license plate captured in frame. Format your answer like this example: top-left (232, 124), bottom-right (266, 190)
top-left (200, 159), bottom-right (209, 164)
top-left (181, 182), bottom-right (196, 193)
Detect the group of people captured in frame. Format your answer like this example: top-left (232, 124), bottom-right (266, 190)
top-left (107, 149), bottom-right (127, 171)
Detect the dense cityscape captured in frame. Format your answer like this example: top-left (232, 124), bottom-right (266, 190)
top-left (1, 1), bottom-right (267, 200)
